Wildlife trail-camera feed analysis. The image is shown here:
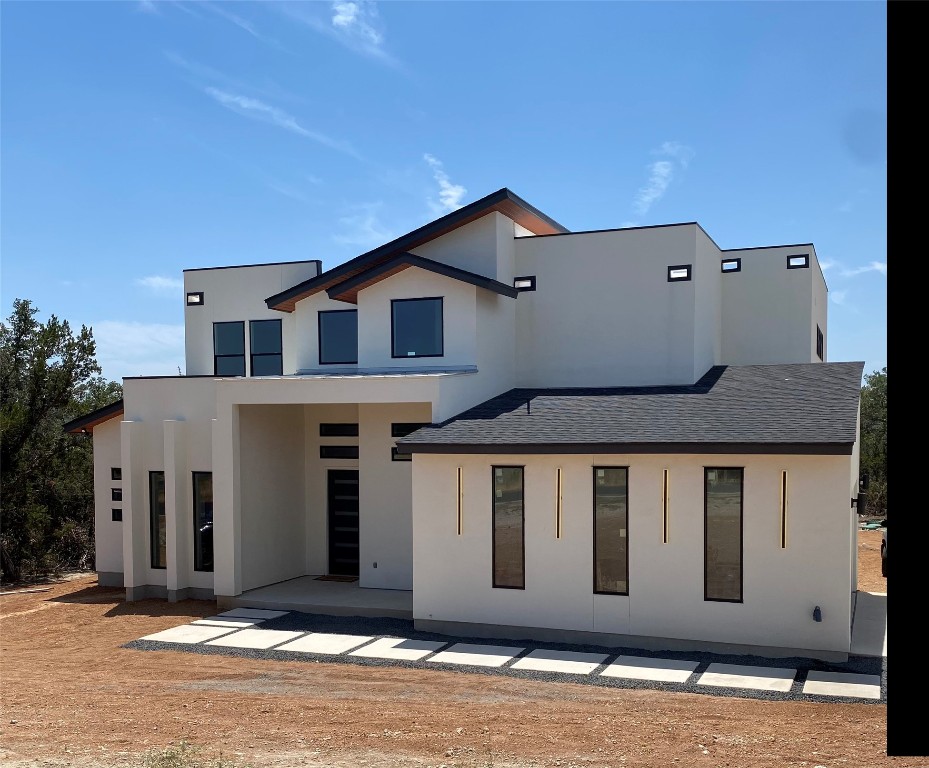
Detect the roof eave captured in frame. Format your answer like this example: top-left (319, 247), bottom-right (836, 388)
top-left (62, 399), bottom-right (125, 434)
top-left (397, 441), bottom-right (856, 456)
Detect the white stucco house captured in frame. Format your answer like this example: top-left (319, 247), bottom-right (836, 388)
top-left (65, 188), bottom-right (864, 661)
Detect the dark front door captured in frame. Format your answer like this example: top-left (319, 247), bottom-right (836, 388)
top-left (327, 469), bottom-right (359, 576)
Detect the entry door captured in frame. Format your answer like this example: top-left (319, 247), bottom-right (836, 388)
top-left (327, 469), bottom-right (360, 576)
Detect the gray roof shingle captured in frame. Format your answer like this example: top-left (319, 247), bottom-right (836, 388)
top-left (398, 362), bottom-right (864, 455)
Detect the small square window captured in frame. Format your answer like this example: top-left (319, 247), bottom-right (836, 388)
top-left (111, 467), bottom-right (122, 481)
top-left (721, 258), bottom-right (741, 273)
top-left (186, 292), bottom-right (204, 306)
top-left (513, 276), bottom-right (536, 291)
top-left (787, 254), bottom-right (810, 269)
top-left (391, 447), bottom-right (412, 462)
top-left (112, 509), bottom-right (123, 522)
top-left (111, 488), bottom-right (122, 502)
top-left (667, 265), bottom-right (692, 282)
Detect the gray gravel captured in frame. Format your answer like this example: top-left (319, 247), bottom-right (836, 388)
top-left (124, 610), bottom-right (886, 705)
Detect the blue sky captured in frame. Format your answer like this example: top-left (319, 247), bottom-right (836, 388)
top-left (1, 1), bottom-right (886, 381)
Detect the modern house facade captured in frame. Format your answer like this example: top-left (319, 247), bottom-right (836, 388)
top-left (66, 188), bottom-right (864, 661)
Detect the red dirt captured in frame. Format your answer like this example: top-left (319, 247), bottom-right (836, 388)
top-left (0, 530), bottom-right (899, 768)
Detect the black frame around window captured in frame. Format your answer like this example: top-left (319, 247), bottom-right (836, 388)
top-left (721, 258), bottom-right (742, 273)
top-left (704, 467), bottom-right (744, 603)
top-left (816, 325), bottom-right (824, 361)
top-left (513, 275), bottom-right (536, 292)
top-left (112, 509), bottom-right (122, 522)
top-left (193, 471), bottom-right (214, 572)
top-left (391, 297), bottom-right (444, 359)
top-left (111, 467), bottom-right (122, 481)
top-left (667, 264), bottom-right (692, 282)
top-left (593, 466), bottom-right (629, 595)
top-left (492, 466), bottom-right (525, 589)
top-left (111, 487), bottom-right (122, 502)
top-left (787, 254), bottom-right (810, 269)
top-left (320, 445), bottom-right (360, 460)
top-left (320, 423), bottom-right (359, 437)
top-left (318, 309), bottom-right (358, 365)
top-left (186, 291), bottom-right (204, 306)
top-left (213, 321), bottom-right (246, 376)
top-left (391, 447), bottom-right (412, 462)
top-left (150, 470), bottom-right (167, 570)
top-left (249, 319), bottom-right (283, 376)
top-left (391, 422), bottom-right (430, 438)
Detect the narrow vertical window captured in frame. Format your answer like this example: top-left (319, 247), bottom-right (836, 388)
top-left (816, 325), bottom-right (824, 361)
top-left (662, 468), bottom-right (670, 544)
top-left (193, 472), bottom-right (214, 572)
top-left (492, 466), bottom-right (524, 588)
top-left (555, 467), bottom-right (563, 539)
top-left (779, 470), bottom-right (788, 549)
top-left (593, 467), bottom-right (628, 594)
top-left (213, 321), bottom-right (246, 376)
top-left (249, 319), bottom-right (283, 376)
top-left (705, 467), bottom-right (743, 602)
top-left (150, 471), bottom-right (166, 569)
top-left (456, 467), bottom-right (463, 536)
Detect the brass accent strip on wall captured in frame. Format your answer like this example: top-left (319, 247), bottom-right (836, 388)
top-left (457, 467), bottom-right (463, 535)
top-left (780, 470), bottom-right (788, 548)
top-left (662, 468), bottom-right (670, 544)
top-left (555, 467), bottom-right (563, 539)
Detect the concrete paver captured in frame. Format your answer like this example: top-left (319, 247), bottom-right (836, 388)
top-left (205, 628), bottom-right (304, 649)
top-left (140, 624), bottom-right (240, 644)
top-left (277, 632), bottom-right (374, 655)
top-left (348, 637), bottom-right (445, 661)
top-left (697, 663), bottom-right (796, 692)
top-left (510, 649), bottom-right (608, 674)
top-left (802, 671), bottom-right (882, 699)
top-left (428, 643), bottom-right (525, 668)
top-left (600, 655), bottom-right (699, 683)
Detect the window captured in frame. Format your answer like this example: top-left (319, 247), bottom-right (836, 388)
top-left (112, 509), bottom-right (122, 522)
top-left (593, 467), bottom-right (629, 595)
top-left (186, 292), bottom-right (204, 306)
top-left (391, 298), bottom-right (443, 358)
top-left (391, 423), bottom-right (429, 438)
top-left (492, 466), bottom-right (524, 589)
top-left (391, 447), bottom-right (412, 462)
top-left (555, 468), bottom-right (563, 539)
top-left (150, 471), bottom-right (166, 569)
top-left (787, 254), bottom-right (810, 269)
top-left (779, 470), bottom-right (788, 549)
top-left (457, 467), bottom-right (463, 536)
top-left (111, 488), bottom-right (122, 502)
top-left (318, 310), bottom-right (358, 365)
top-left (816, 325), bottom-right (824, 361)
top-left (667, 265), bottom-right (692, 282)
top-left (193, 472), bottom-right (214, 572)
top-left (320, 445), bottom-right (359, 459)
top-left (513, 275), bottom-right (536, 291)
top-left (111, 467), bottom-right (122, 481)
top-left (662, 468), bottom-right (670, 544)
top-left (320, 423), bottom-right (359, 437)
top-left (721, 258), bottom-right (741, 273)
top-left (250, 319), bottom-right (282, 376)
top-left (214, 321), bottom-right (245, 376)
top-left (705, 467), bottom-right (743, 602)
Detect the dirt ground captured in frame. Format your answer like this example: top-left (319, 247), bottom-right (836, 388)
top-left (0, 530), bottom-right (900, 768)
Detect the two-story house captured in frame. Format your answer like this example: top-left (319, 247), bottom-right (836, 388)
top-left (65, 188), bottom-right (864, 661)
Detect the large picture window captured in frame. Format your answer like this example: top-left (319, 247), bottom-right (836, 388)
top-left (193, 472), bottom-right (214, 572)
top-left (391, 298), bottom-right (443, 358)
top-left (214, 321), bottom-right (245, 376)
top-left (150, 471), bottom-right (166, 569)
top-left (593, 467), bottom-right (629, 595)
top-left (250, 319), bottom-right (283, 376)
top-left (492, 466), bottom-right (524, 589)
top-left (318, 310), bottom-right (358, 365)
top-left (705, 467), bottom-right (744, 602)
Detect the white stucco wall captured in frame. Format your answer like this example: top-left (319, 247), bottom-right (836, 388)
top-left (514, 226), bottom-right (700, 387)
top-left (412, 451), bottom-right (855, 655)
top-left (184, 260), bottom-right (320, 376)
top-left (93, 418), bottom-right (124, 578)
top-left (293, 293), bottom-right (358, 373)
top-left (812, 249), bottom-right (828, 362)
top-left (410, 212), bottom-right (501, 279)
top-left (693, 228), bottom-right (723, 380)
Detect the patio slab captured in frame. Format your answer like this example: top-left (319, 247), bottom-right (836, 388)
top-left (217, 608), bottom-right (290, 620)
top-left (600, 656), bottom-right (699, 683)
top-left (348, 637), bottom-right (445, 661)
top-left (277, 632), bottom-right (375, 655)
top-left (140, 624), bottom-right (239, 644)
top-left (510, 649), bottom-right (608, 674)
top-left (205, 628), bottom-right (303, 649)
top-left (697, 663), bottom-right (796, 692)
top-left (428, 643), bottom-right (524, 668)
top-left (802, 671), bottom-right (882, 699)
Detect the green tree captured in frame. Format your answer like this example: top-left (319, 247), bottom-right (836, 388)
top-left (859, 366), bottom-right (887, 517)
top-left (0, 299), bottom-right (121, 581)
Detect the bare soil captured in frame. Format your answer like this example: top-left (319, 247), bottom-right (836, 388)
top-left (0, 530), bottom-right (899, 768)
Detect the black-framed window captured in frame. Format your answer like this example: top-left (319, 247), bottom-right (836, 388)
top-left (391, 298), bottom-right (443, 358)
top-left (214, 321), bottom-right (246, 376)
top-left (391, 447), bottom-right (412, 462)
top-left (112, 509), bottom-right (122, 522)
top-left (250, 319), bottom-right (283, 376)
top-left (318, 310), bottom-right (358, 365)
top-left (593, 467), bottom-right (629, 595)
top-left (513, 275), bottom-right (536, 291)
top-left (721, 258), bottom-right (741, 273)
top-left (816, 325), bottom-right (824, 361)
top-left (705, 467), bottom-right (743, 602)
top-left (492, 466), bottom-right (525, 589)
top-left (667, 264), bottom-right (692, 282)
top-left (111, 467), bottom-right (122, 481)
top-left (391, 422), bottom-right (429, 438)
top-left (150, 471), bottom-right (166, 569)
top-left (787, 254), bottom-right (810, 269)
top-left (193, 472), bottom-right (214, 572)
top-left (320, 423), bottom-right (359, 437)
top-left (111, 488), bottom-right (122, 502)
top-left (320, 445), bottom-right (359, 459)
top-left (186, 292), bottom-right (204, 306)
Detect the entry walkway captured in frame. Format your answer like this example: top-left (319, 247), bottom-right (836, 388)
top-left (230, 576), bottom-right (413, 619)
top-left (850, 590), bottom-right (887, 657)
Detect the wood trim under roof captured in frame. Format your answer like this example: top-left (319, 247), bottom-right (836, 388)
top-left (63, 399), bottom-right (124, 434)
top-left (265, 188), bottom-right (566, 312)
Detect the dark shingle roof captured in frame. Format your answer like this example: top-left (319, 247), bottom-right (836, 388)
top-left (398, 362), bottom-right (864, 455)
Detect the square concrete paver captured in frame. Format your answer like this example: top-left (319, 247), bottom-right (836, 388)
top-left (140, 624), bottom-right (240, 644)
top-left (192, 617), bottom-right (264, 628)
top-left (428, 643), bottom-right (525, 668)
top-left (217, 608), bottom-right (290, 620)
top-left (348, 637), bottom-right (445, 661)
top-left (600, 655), bottom-right (699, 683)
top-left (802, 671), bottom-right (882, 699)
top-left (205, 628), bottom-right (304, 650)
top-left (510, 649), bottom-right (607, 675)
top-left (697, 663), bottom-right (796, 692)
top-left (276, 633), bottom-right (374, 655)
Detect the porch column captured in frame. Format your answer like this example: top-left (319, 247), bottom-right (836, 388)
top-left (121, 420), bottom-right (146, 601)
top-left (164, 420), bottom-right (188, 602)
top-left (212, 404), bottom-right (242, 602)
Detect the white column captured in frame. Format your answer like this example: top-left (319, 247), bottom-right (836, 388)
top-left (212, 405), bottom-right (241, 600)
top-left (120, 420), bottom-right (146, 601)
top-left (164, 420), bottom-right (188, 602)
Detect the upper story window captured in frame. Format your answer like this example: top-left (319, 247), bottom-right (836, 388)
top-left (250, 319), bottom-right (283, 376)
top-left (787, 254), bottom-right (810, 269)
top-left (721, 258), bottom-right (741, 273)
top-left (318, 310), bottom-right (358, 365)
top-left (214, 322), bottom-right (246, 376)
top-left (667, 265), bottom-right (692, 282)
top-left (816, 325), bottom-right (824, 361)
top-left (391, 298), bottom-right (443, 359)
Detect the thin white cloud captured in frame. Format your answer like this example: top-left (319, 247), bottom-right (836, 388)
top-left (333, 203), bottom-right (396, 248)
top-left (818, 258), bottom-right (837, 271)
top-left (278, 1), bottom-right (398, 66)
top-left (423, 154), bottom-right (467, 213)
top-left (204, 87), bottom-right (360, 158)
top-left (135, 275), bottom-right (184, 295)
top-left (830, 290), bottom-right (848, 306)
top-left (841, 261), bottom-right (887, 278)
top-left (138, 0), bottom-right (158, 13)
top-left (91, 321), bottom-right (185, 380)
top-left (633, 142), bottom-right (694, 218)
top-left (202, 2), bottom-right (286, 50)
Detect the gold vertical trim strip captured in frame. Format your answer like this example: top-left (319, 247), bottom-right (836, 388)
top-left (662, 468), bottom-right (670, 544)
top-left (457, 467), bottom-right (463, 535)
top-left (780, 470), bottom-right (788, 548)
top-left (555, 467), bottom-right (563, 539)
